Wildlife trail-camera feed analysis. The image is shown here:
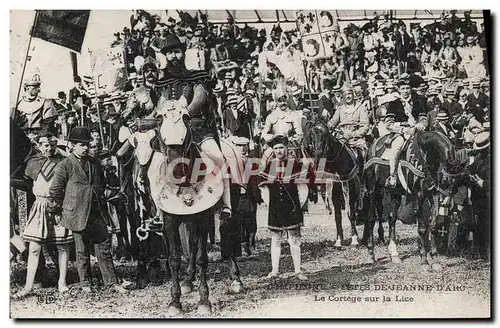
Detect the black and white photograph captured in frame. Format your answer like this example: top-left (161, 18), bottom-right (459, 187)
top-left (9, 9), bottom-right (491, 318)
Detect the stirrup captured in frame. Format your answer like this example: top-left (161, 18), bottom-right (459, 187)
top-left (385, 175), bottom-right (397, 188)
top-left (221, 206), bottom-right (232, 221)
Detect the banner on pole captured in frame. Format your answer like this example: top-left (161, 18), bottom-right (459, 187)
top-left (89, 45), bottom-right (128, 96)
top-left (296, 10), bottom-right (339, 61)
top-left (32, 10), bottom-right (90, 53)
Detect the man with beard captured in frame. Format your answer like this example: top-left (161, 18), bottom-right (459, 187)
top-left (13, 74), bottom-right (58, 141)
top-left (156, 34), bottom-right (236, 219)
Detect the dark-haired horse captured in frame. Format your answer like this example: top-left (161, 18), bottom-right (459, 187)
top-left (363, 130), bottom-right (460, 270)
top-left (303, 118), bottom-right (362, 247)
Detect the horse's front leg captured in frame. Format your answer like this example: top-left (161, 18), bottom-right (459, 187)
top-left (387, 195), bottom-right (402, 263)
top-left (196, 219), bottom-right (211, 315)
top-left (349, 180), bottom-right (359, 246)
top-left (417, 192), bottom-right (431, 271)
top-left (428, 194), bottom-right (443, 272)
top-left (332, 183), bottom-right (343, 248)
top-left (181, 222), bottom-right (197, 294)
top-left (165, 214), bottom-right (183, 316)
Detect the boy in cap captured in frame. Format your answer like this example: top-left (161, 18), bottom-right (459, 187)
top-left (260, 135), bottom-right (309, 280)
top-left (48, 127), bottom-right (128, 294)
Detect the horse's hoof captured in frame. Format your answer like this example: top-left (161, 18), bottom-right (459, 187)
top-left (350, 236), bottom-right (359, 247)
top-left (180, 282), bottom-right (193, 295)
top-left (431, 263), bottom-right (443, 272)
top-left (229, 280), bottom-right (244, 294)
top-left (136, 279), bottom-right (148, 290)
top-left (197, 302), bottom-right (212, 316)
top-left (167, 303), bottom-right (182, 316)
top-left (334, 239), bottom-right (342, 248)
top-left (391, 256), bottom-right (402, 264)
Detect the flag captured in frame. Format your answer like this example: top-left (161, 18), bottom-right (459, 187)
top-left (296, 10), bottom-right (339, 61)
top-left (89, 45), bottom-right (127, 96)
top-left (31, 10), bottom-right (90, 53)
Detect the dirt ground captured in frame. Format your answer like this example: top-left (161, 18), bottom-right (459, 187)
top-left (10, 202), bottom-right (491, 319)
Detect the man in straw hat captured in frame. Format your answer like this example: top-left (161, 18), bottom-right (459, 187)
top-left (48, 127), bottom-right (128, 294)
top-left (468, 78), bottom-right (490, 121)
top-left (464, 131), bottom-right (490, 260)
top-left (259, 135), bottom-right (310, 281)
top-left (432, 109), bottom-right (456, 141)
top-left (13, 73), bottom-right (58, 141)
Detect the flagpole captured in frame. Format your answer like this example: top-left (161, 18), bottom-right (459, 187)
top-left (14, 11), bottom-right (38, 112)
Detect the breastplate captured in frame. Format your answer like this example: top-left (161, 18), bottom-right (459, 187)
top-left (271, 116), bottom-right (294, 135)
top-left (17, 97), bottom-right (45, 128)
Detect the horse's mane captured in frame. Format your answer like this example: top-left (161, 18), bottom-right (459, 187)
top-left (416, 130), bottom-right (456, 175)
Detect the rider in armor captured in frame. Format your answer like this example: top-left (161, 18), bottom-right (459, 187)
top-left (384, 78), bottom-right (428, 188)
top-left (12, 74), bottom-right (58, 141)
top-left (261, 84), bottom-right (303, 164)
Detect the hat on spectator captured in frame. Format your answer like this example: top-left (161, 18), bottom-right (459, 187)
top-left (427, 87), bottom-right (439, 96)
top-left (396, 77), bottom-right (410, 87)
top-left (246, 89), bottom-right (256, 97)
top-left (332, 85), bottom-right (342, 93)
top-left (213, 85), bottom-right (223, 93)
top-left (436, 110), bottom-right (449, 121)
top-left (161, 35), bottom-right (186, 53)
top-left (470, 78), bottom-right (481, 88)
top-left (225, 72), bottom-right (234, 80)
top-left (384, 81), bottom-right (395, 90)
top-left (128, 72), bottom-right (138, 80)
top-left (154, 23), bottom-right (168, 32)
top-left (57, 91), bottom-right (66, 99)
top-left (268, 135), bottom-right (288, 148)
top-left (232, 136), bottom-right (250, 146)
top-left (473, 132), bottom-right (490, 150)
top-left (185, 27), bottom-right (193, 34)
top-left (68, 127), bottom-right (91, 143)
top-left (194, 29), bottom-right (203, 37)
top-left (444, 87), bottom-right (455, 96)
top-left (38, 129), bottom-right (57, 144)
top-left (226, 95), bottom-right (238, 106)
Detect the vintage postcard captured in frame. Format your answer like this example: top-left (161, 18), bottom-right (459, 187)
top-left (10, 9), bottom-right (491, 318)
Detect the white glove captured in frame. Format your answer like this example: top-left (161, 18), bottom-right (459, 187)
top-left (415, 123), bottom-right (426, 131)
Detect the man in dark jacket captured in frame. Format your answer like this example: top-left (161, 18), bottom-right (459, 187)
top-left (48, 127), bottom-right (127, 293)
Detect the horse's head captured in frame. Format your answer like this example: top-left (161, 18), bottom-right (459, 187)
top-left (156, 97), bottom-right (191, 157)
top-left (303, 118), bottom-right (331, 159)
